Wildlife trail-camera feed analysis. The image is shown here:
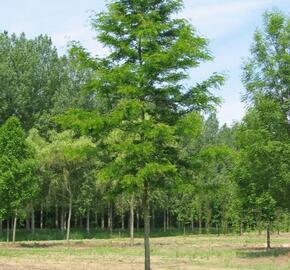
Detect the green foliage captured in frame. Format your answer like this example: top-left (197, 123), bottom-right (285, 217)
top-left (0, 32), bottom-right (92, 132)
top-left (238, 11), bottom-right (290, 231)
top-left (242, 10), bottom-right (290, 125)
top-left (0, 117), bottom-right (38, 219)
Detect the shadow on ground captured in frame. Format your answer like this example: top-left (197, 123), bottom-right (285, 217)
top-left (237, 247), bottom-right (290, 258)
top-left (19, 242), bottom-right (63, 248)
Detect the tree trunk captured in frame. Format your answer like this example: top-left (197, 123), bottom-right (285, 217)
top-left (0, 219), bottom-right (2, 235)
top-left (190, 212), bottom-right (194, 231)
top-left (26, 212), bottom-right (30, 230)
top-left (136, 208), bottom-right (140, 230)
top-left (198, 215), bottom-right (202, 234)
top-left (60, 206), bottom-right (64, 232)
top-left (31, 205), bottom-right (35, 234)
top-left (40, 203), bottom-right (43, 230)
top-left (55, 205), bottom-right (59, 229)
top-left (266, 223), bottom-right (271, 249)
top-left (12, 213), bottom-right (17, 243)
top-left (6, 219), bottom-right (10, 242)
top-left (95, 212), bottom-right (98, 229)
top-left (107, 202), bottom-right (113, 234)
top-left (130, 194), bottom-right (134, 246)
top-left (205, 220), bottom-right (209, 234)
top-left (166, 209), bottom-right (169, 230)
top-left (101, 210), bottom-right (105, 230)
top-left (121, 210), bottom-right (125, 230)
top-left (151, 208), bottom-right (155, 231)
top-left (143, 181), bottom-right (150, 270)
top-left (74, 213), bottom-right (78, 228)
top-left (86, 211), bottom-right (90, 233)
top-left (66, 196), bottom-right (72, 242)
top-left (163, 210), bottom-right (166, 232)
top-left (239, 220), bottom-right (243, 236)
top-left (79, 214), bottom-right (83, 229)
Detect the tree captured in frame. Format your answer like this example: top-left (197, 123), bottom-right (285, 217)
top-left (240, 10), bottom-right (290, 248)
top-left (0, 117), bottom-right (38, 242)
top-left (27, 129), bottom-right (96, 241)
top-left (235, 97), bottom-right (290, 248)
top-left (0, 32), bottom-right (92, 133)
top-left (76, 1), bottom-right (224, 269)
top-left (242, 10), bottom-right (290, 131)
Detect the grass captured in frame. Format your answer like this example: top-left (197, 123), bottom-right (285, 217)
top-left (0, 227), bottom-right (238, 242)
top-left (0, 231), bottom-right (289, 270)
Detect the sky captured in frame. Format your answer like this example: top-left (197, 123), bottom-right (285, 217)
top-left (0, 0), bottom-right (289, 125)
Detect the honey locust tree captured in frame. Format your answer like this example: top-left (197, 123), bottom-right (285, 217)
top-left (58, 1), bottom-right (224, 268)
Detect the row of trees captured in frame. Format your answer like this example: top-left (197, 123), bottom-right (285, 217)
top-left (0, 1), bottom-right (289, 269)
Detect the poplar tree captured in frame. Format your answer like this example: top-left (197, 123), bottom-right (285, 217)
top-left (239, 11), bottom-right (290, 248)
top-left (0, 117), bottom-right (38, 242)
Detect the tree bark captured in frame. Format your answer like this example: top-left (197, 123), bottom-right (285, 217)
top-left (198, 214), bottom-right (202, 234)
top-left (205, 220), bottom-right (209, 234)
top-left (266, 223), bottom-right (271, 249)
top-left (136, 208), bottom-right (140, 230)
top-left (31, 205), bottom-right (35, 234)
top-left (6, 219), bottom-right (9, 242)
top-left (239, 220), bottom-right (243, 236)
top-left (0, 219), bottom-right (2, 235)
top-left (74, 213), bottom-right (78, 228)
top-left (79, 214), bottom-right (83, 229)
top-left (163, 210), bottom-right (166, 232)
top-left (12, 213), bottom-right (17, 243)
top-left (143, 181), bottom-right (150, 270)
top-left (60, 206), bottom-right (64, 232)
top-left (166, 209), bottom-right (169, 230)
top-left (151, 208), bottom-right (155, 231)
top-left (86, 210), bottom-right (90, 233)
top-left (26, 212), bottom-right (30, 230)
top-left (95, 212), bottom-right (98, 229)
top-left (130, 194), bottom-right (134, 246)
top-left (55, 204), bottom-right (59, 229)
top-left (107, 202), bottom-right (113, 234)
top-left (66, 195), bottom-right (72, 242)
top-left (40, 203), bottom-right (43, 230)
top-left (121, 210), bottom-right (125, 230)
top-left (101, 210), bottom-right (105, 230)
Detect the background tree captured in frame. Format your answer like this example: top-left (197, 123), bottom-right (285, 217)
top-left (242, 10), bottom-right (290, 131)
top-left (238, 10), bottom-right (290, 248)
top-left (0, 32), bottom-right (92, 133)
top-left (235, 97), bottom-right (290, 249)
top-left (28, 129), bottom-right (96, 241)
top-left (0, 117), bottom-right (38, 242)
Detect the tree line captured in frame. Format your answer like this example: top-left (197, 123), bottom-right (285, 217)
top-left (0, 1), bottom-right (289, 270)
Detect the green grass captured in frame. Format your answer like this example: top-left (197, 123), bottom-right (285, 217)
top-left (0, 227), bottom-right (235, 242)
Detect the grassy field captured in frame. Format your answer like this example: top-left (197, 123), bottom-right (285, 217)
top-left (0, 232), bottom-right (289, 270)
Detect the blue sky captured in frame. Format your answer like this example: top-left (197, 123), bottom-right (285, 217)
top-left (0, 0), bottom-right (289, 125)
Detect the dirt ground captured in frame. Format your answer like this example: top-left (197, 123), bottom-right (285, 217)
top-left (0, 234), bottom-right (289, 270)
